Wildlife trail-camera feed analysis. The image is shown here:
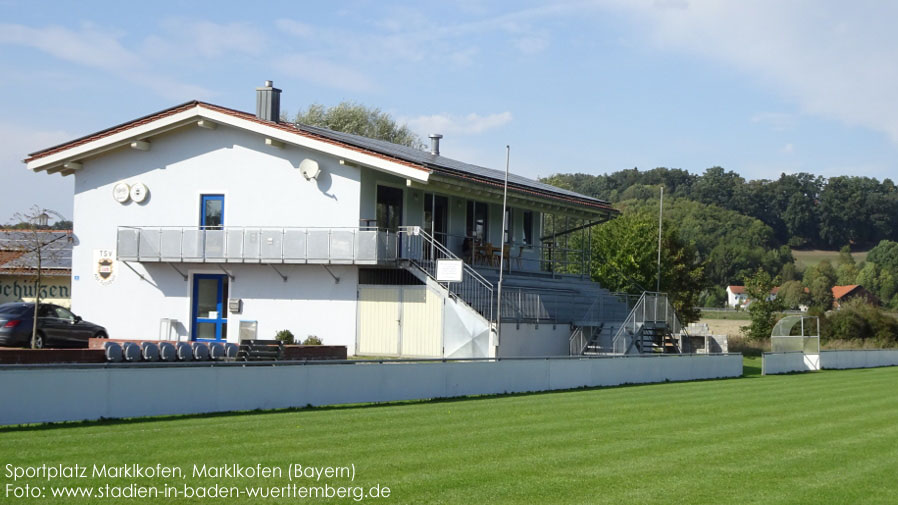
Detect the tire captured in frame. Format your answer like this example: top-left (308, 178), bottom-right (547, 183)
top-left (32, 331), bottom-right (45, 349)
top-left (95, 332), bottom-right (108, 339)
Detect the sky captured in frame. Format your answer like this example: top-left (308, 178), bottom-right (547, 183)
top-left (2, 0), bottom-right (897, 223)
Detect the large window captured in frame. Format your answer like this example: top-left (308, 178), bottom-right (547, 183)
top-left (523, 210), bottom-right (534, 245)
top-left (376, 185), bottom-right (403, 232)
top-left (466, 201), bottom-right (489, 241)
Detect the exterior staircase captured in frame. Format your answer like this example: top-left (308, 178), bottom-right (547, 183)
top-left (611, 292), bottom-right (687, 355)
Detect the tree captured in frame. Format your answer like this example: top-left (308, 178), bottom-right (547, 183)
top-left (4, 206), bottom-right (70, 348)
top-left (584, 211), bottom-right (706, 323)
top-left (291, 102), bottom-right (424, 148)
top-left (741, 268), bottom-right (783, 340)
top-left (777, 280), bottom-right (809, 310)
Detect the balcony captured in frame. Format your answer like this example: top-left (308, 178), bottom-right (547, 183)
top-left (116, 226), bottom-right (398, 265)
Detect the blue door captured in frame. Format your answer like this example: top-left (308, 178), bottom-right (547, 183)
top-left (192, 274), bottom-right (228, 341)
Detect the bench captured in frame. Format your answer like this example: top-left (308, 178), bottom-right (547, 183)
top-left (237, 340), bottom-right (284, 361)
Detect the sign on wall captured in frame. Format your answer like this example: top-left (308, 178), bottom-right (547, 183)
top-left (93, 249), bottom-right (116, 285)
top-left (436, 259), bottom-right (464, 282)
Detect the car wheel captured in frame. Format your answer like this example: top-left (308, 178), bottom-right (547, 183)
top-left (95, 332), bottom-right (108, 339)
top-left (32, 332), bottom-right (45, 349)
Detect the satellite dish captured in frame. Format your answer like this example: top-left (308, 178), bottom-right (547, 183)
top-left (299, 158), bottom-right (320, 180)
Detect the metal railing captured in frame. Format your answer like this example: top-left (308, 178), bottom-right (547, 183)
top-left (399, 227), bottom-right (495, 322)
top-left (611, 292), bottom-right (684, 354)
top-left (416, 231), bottom-right (592, 277)
top-left (569, 326), bottom-right (586, 356)
top-left (116, 226), bottom-right (397, 265)
top-left (499, 288), bottom-right (552, 322)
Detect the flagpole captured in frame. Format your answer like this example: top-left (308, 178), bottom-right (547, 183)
top-left (496, 145), bottom-right (510, 349)
top-left (656, 186), bottom-right (663, 293)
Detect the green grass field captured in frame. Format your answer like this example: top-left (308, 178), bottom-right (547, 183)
top-left (792, 248), bottom-right (868, 269)
top-left (2, 362), bottom-right (897, 504)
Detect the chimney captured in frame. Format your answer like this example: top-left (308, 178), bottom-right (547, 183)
top-left (255, 80), bottom-right (281, 123)
top-left (429, 134), bottom-right (443, 156)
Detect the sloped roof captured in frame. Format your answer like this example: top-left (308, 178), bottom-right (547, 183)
top-left (832, 285), bottom-right (860, 300)
top-left (727, 286), bottom-right (746, 294)
top-left (0, 230), bottom-right (72, 275)
top-left (26, 101), bottom-right (616, 214)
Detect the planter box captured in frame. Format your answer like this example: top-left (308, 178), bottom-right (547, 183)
top-left (282, 345), bottom-right (347, 360)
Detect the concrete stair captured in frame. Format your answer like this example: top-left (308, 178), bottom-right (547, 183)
top-left (475, 268), bottom-right (630, 325)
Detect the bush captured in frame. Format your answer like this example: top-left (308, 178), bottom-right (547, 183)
top-left (822, 298), bottom-right (898, 344)
top-left (275, 329), bottom-right (295, 344)
top-left (302, 335), bottom-right (322, 345)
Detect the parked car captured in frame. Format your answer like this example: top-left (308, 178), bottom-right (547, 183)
top-left (0, 302), bottom-right (107, 348)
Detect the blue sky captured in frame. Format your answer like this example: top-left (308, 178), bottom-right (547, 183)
top-left (2, 0), bottom-right (897, 222)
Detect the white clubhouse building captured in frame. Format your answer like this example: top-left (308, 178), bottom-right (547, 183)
top-left (26, 82), bottom-right (633, 358)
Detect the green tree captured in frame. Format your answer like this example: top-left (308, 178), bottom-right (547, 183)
top-left (741, 268), bottom-right (783, 340)
top-left (777, 280), bottom-right (809, 310)
top-left (291, 102), bottom-right (424, 148)
top-left (585, 211), bottom-right (705, 322)
top-left (803, 259), bottom-right (837, 309)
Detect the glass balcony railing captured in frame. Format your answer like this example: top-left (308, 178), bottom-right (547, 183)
top-left (116, 226), bottom-right (398, 265)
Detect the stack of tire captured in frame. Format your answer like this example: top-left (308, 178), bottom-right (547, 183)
top-left (103, 341), bottom-right (239, 363)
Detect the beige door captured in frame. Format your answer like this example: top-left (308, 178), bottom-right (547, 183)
top-left (357, 286), bottom-right (401, 355)
top-left (400, 286), bottom-right (443, 357)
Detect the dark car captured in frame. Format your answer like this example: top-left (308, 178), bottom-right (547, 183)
top-left (0, 302), bottom-right (107, 348)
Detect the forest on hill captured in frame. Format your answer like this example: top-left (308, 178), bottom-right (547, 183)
top-left (541, 167), bottom-right (898, 317)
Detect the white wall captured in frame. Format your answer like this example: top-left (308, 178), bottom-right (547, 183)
top-left (821, 350), bottom-right (898, 369)
top-left (0, 354), bottom-right (743, 425)
top-left (763, 349), bottom-right (898, 374)
top-left (762, 352), bottom-right (821, 374)
top-left (71, 124), bottom-right (362, 344)
top-left (498, 323), bottom-right (570, 357)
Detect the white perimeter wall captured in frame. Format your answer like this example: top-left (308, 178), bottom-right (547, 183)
top-left (763, 349), bottom-right (898, 374)
top-left (70, 124), bottom-right (361, 344)
top-left (0, 354), bottom-right (742, 425)
top-left (821, 350), bottom-right (898, 369)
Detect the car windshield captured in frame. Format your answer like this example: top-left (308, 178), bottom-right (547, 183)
top-left (0, 303), bottom-right (30, 317)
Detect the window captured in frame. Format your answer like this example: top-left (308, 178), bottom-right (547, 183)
top-left (504, 208), bottom-right (513, 244)
top-left (466, 201), bottom-right (489, 241)
top-left (200, 195), bottom-right (224, 229)
top-left (523, 211), bottom-right (534, 245)
top-left (376, 185), bottom-right (403, 232)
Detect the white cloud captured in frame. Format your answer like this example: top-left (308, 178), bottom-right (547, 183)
top-left (781, 143), bottom-right (794, 154)
top-left (751, 112), bottom-right (797, 132)
top-left (276, 19), bottom-right (315, 39)
top-left (0, 123), bottom-right (74, 221)
top-left (0, 23), bottom-right (138, 70)
top-left (275, 54), bottom-right (374, 93)
top-left (514, 36), bottom-right (549, 54)
top-left (607, 0), bottom-right (898, 143)
top-left (405, 111), bottom-right (513, 136)
top-left (0, 22), bottom-right (214, 101)
top-left (148, 20), bottom-right (267, 59)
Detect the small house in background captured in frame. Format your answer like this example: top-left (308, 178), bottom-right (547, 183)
top-left (0, 230), bottom-right (73, 307)
top-left (831, 285), bottom-right (878, 308)
top-left (726, 283), bottom-right (877, 311)
top-left (726, 285), bottom-right (747, 308)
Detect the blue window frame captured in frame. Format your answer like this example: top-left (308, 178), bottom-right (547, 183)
top-left (191, 274), bottom-right (228, 342)
top-left (200, 194), bottom-right (224, 229)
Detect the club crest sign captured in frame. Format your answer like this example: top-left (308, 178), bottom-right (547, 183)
top-left (93, 249), bottom-right (117, 285)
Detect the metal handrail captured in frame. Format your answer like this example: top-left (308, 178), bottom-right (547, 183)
top-left (398, 226), bottom-right (495, 322)
top-left (611, 292), bottom-right (684, 354)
